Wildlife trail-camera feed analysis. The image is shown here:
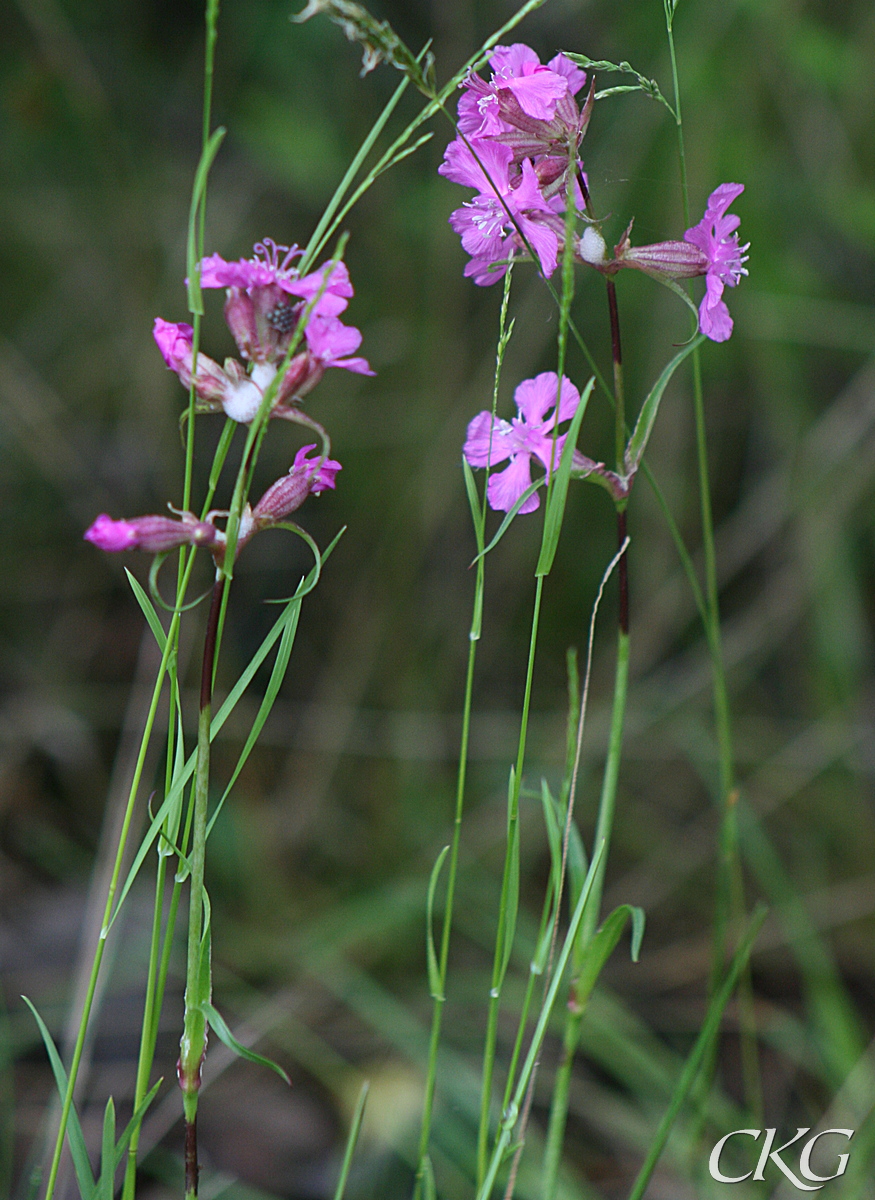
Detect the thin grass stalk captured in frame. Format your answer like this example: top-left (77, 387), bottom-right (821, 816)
top-left (475, 574), bottom-right (544, 1187)
top-left (123, 1), bottom-right (223, 1186)
top-left (662, 0), bottom-right (759, 1112)
top-left (496, 151), bottom-right (588, 1200)
top-left (415, 268), bottom-right (514, 1200)
top-left (41, 610), bottom-right (184, 1200)
top-left (123, 425), bottom-right (236, 1198)
top-left (540, 261), bottom-right (630, 1197)
top-left (179, 575), bottom-right (225, 1200)
top-left (625, 906), bottom-right (767, 1200)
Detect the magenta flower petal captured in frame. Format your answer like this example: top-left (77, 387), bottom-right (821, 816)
top-left (287, 260), bottom-right (354, 316)
top-left (487, 453), bottom-right (541, 514)
top-left (463, 412), bottom-right (514, 467)
top-left (546, 53), bottom-right (587, 96)
top-left (153, 319), bottom-right (193, 369)
top-left (513, 372), bottom-right (579, 427)
top-left (84, 514), bottom-right (139, 552)
top-left (683, 183), bottom-right (748, 342)
top-left (198, 253), bottom-right (277, 289)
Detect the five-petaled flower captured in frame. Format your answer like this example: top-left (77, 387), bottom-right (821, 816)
top-left (464, 372), bottom-right (586, 513)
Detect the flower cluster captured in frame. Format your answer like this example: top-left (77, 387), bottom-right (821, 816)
top-left (154, 240), bottom-right (373, 425)
top-left (439, 43), bottom-right (749, 342)
top-left (85, 237), bottom-right (359, 565)
top-left (439, 44), bottom-right (591, 285)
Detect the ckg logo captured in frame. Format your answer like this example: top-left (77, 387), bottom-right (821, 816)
top-left (709, 1128), bottom-right (853, 1190)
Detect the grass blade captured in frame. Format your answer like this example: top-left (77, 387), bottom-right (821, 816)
top-left (332, 1080), bottom-right (370, 1200)
top-left (426, 846), bottom-right (450, 1000)
top-left (626, 904), bottom-right (767, 1200)
top-left (536, 377), bottom-right (595, 578)
top-left (198, 1002), bottom-right (291, 1085)
top-left (21, 997), bottom-right (95, 1200)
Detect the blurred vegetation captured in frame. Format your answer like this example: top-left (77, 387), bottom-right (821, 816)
top-left (2, 0), bottom-right (875, 1196)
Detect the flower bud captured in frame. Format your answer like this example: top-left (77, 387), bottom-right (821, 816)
top-left (84, 513), bottom-right (219, 554)
top-left (252, 445), bottom-right (341, 527)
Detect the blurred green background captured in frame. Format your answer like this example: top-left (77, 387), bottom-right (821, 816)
top-left (2, 0), bottom-right (875, 1196)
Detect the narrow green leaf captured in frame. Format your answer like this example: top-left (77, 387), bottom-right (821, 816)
top-left (539, 780), bottom-right (561, 883)
top-left (499, 768), bottom-right (521, 985)
top-left (111, 531), bottom-right (341, 928)
top-left (208, 418), bottom-right (237, 495)
top-left (462, 457), bottom-right (485, 555)
top-left (186, 127), bottom-right (226, 314)
top-left (624, 337), bottom-right (703, 475)
top-left (421, 1155), bottom-right (437, 1200)
top-left (98, 1097), bottom-right (115, 1200)
top-left (21, 997), bottom-right (95, 1200)
top-left (627, 906), bottom-right (767, 1200)
top-left (630, 904), bottom-right (646, 961)
top-left (301, 66), bottom-right (415, 273)
top-left (124, 569), bottom-right (166, 652)
top-left (109, 598), bottom-right (300, 927)
top-left (205, 600), bottom-right (302, 841)
top-left (535, 377), bottom-right (596, 577)
top-left (426, 845), bottom-right (450, 1000)
top-left (333, 1081), bottom-right (369, 1200)
top-left (471, 476), bottom-right (545, 564)
top-left (158, 702), bottom-right (187, 857)
top-left (262, 522), bottom-right (324, 603)
top-left (477, 841), bottom-right (606, 1200)
top-left (565, 819), bottom-right (588, 917)
top-left (572, 903), bottom-right (646, 999)
top-left (198, 1002), bottom-right (291, 1085)
top-left (111, 1079), bottom-right (162, 1172)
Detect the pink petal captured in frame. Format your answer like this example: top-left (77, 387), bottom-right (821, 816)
top-left (464, 412), bottom-right (513, 467)
top-left (198, 254), bottom-right (276, 289)
top-left (487, 453), bottom-right (540, 514)
top-left (514, 372), bottom-right (559, 425)
top-left (153, 319), bottom-right (193, 369)
top-left (84, 514), bottom-right (138, 552)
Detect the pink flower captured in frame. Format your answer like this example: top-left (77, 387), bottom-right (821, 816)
top-left (683, 183), bottom-right (749, 342)
top-left (458, 44), bottom-right (586, 139)
top-left (464, 372), bottom-right (584, 513)
top-left (440, 139), bottom-right (562, 284)
top-left (84, 512), bottom-right (219, 554)
top-left (196, 240), bottom-right (357, 365)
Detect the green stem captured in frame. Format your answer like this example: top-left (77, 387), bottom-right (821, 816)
top-left (476, 575), bottom-right (544, 1187)
top-left (414, 268), bottom-right (514, 1200)
top-left (179, 576), bottom-right (224, 1200)
top-left (662, 5), bottom-right (756, 1108)
top-left (42, 617), bottom-right (182, 1200)
top-left (413, 607), bottom-right (478, 1192)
